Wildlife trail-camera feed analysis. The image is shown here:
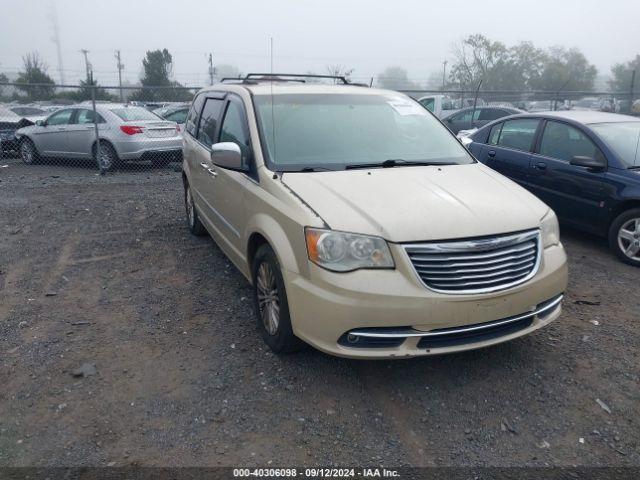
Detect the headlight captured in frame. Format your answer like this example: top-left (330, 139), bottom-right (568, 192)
top-left (540, 209), bottom-right (560, 247)
top-left (305, 228), bottom-right (394, 272)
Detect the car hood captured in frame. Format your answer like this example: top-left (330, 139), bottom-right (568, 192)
top-left (281, 163), bottom-right (549, 243)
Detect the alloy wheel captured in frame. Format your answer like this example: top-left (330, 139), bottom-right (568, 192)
top-left (21, 142), bottom-right (34, 164)
top-left (98, 146), bottom-right (114, 170)
top-left (618, 218), bottom-right (640, 261)
top-left (256, 262), bottom-right (280, 336)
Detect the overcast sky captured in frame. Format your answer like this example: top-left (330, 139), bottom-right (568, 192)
top-left (1, 0), bottom-right (638, 87)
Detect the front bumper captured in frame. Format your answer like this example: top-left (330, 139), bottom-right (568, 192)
top-left (284, 243), bottom-right (568, 359)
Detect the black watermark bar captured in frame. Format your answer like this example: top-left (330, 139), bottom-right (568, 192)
top-left (1, 468), bottom-right (640, 480)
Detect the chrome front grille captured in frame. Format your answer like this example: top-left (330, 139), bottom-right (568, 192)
top-left (404, 230), bottom-right (541, 294)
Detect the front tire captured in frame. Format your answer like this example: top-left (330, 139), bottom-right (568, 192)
top-left (184, 182), bottom-right (206, 236)
top-left (252, 244), bottom-right (304, 354)
top-left (20, 139), bottom-right (40, 165)
top-left (609, 208), bottom-right (640, 267)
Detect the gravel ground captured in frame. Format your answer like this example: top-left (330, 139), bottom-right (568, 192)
top-left (1, 158), bottom-right (638, 468)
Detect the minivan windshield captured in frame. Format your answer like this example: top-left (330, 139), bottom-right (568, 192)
top-left (590, 122), bottom-right (640, 168)
top-left (254, 93), bottom-right (473, 171)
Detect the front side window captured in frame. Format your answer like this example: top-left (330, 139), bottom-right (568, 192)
top-left (47, 109), bottom-right (73, 126)
top-left (220, 99), bottom-right (252, 168)
top-left (186, 94), bottom-right (206, 136)
top-left (197, 98), bottom-right (225, 147)
top-left (254, 93), bottom-right (473, 171)
top-left (419, 98), bottom-right (435, 112)
top-left (539, 121), bottom-right (603, 162)
top-left (590, 122), bottom-right (640, 168)
top-left (488, 123), bottom-right (503, 145)
top-left (496, 119), bottom-right (539, 152)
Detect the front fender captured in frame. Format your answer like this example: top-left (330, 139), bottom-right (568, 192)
top-left (244, 212), bottom-right (306, 279)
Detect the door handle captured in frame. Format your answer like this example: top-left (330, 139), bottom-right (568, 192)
top-left (207, 168), bottom-right (218, 178)
top-left (533, 162), bottom-right (547, 171)
top-left (200, 162), bottom-right (208, 169)
top-left (488, 150), bottom-right (496, 158)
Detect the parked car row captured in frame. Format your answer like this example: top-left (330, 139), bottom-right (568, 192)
top-left (14, 103), bottom-right (183, 170)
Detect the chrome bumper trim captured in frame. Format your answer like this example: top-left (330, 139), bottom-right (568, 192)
top-left (347, 294), bottom-right (563, 339)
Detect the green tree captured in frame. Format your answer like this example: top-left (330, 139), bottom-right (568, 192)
top-left (0, 72), bottom-right (8, 100)
top-left (449, 34), bottom-right (508, 90)
top-left (609, 55), bottom-right (639, 93)
top-left (131, 49), bottom-right (192, 102)
top-left (530, 47), bottom-right (597, 92)
top-left (377, 66), bottom-right (419, 90)
top-left (15, 52), bottom-right (56, 100)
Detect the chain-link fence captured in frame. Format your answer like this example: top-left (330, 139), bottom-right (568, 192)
top-left (1, 80), bottom-right (639, 174)
top-left (0, 82), bottom-right (198, 173)
top-left (398, 88), bottom-right (640, 116)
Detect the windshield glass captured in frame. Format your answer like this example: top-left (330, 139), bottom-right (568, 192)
top-left (254, 93), bottom-right (473, 171)
top-left (590, 122), bottom-right (640, 167)
top-left (110, 107), bottom-right (160, 122)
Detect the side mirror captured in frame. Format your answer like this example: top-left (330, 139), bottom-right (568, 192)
top-left (211, 142), bottom-right (244, 170)
top-left (36, 120), bottom-right (45, 127)
top-left (460, 136), bottom-right (473, 148)
top-left (570, 155), bottom-right (605, 171)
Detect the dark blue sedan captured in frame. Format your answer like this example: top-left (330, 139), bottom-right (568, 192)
top-left (465, 111), bottom-right (640, 266)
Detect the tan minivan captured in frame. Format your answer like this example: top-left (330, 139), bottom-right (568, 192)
top-left (181, 74), bottom-right (568, 359)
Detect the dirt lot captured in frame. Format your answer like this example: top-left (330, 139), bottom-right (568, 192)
top-left (1, 158), bottom-right (638, 468)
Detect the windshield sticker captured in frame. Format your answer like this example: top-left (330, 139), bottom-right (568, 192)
top-left (387, 99), bottom-right (425, 116)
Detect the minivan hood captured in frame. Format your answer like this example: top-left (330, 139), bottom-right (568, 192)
top-left (281, 163), bottom-right (549, 243)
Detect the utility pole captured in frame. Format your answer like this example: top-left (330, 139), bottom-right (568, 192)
top-left (630, 70), bottom-right (636, 114)
top-left (48, 1), bottom-right (65, 85)
top-left (115, 50), bottom-right (124, 102)
top-left (80, 49), bottom-right (92, 83)
top-left (442, 60), bottom-right (448, 90)
top-left (208, 53), bottom-right (215, 85)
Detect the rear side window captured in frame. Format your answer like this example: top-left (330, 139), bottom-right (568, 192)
top-left (197, 98), bottom-right (225, 147)
top-left (186, 94), bottom-right (206, 136)
top-left (539, 121), bottom-right (603, 162)
top-left (75, 109), bottom-right (105, 124)
top-left (479, 108), bottom-right (506, 121)
top-left (220, 99), bottom-right (252, 168)
top-left (451, 109), bottom-right (479, 123)
top-left (496, 119), bottom-right (539, 152)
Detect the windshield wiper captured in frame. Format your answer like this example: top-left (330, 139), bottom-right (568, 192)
top-left (627, 165), bottom-right (640, 170)
top-left (345, 159), bottom-right (457, 170)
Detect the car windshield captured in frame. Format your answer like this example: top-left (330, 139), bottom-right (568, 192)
top-left (254, 93), bottom-right (473, 171)
top-left (110, 107), bottom-right (160, 121)
top-left (590, 122), bottom-right (640, 167)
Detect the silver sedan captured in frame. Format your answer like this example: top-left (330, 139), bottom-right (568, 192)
top-left (15, 104), bottom-right (183, 170)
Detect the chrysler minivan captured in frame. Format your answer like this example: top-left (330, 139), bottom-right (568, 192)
top-left (181, 74), bottom-right (568, 359)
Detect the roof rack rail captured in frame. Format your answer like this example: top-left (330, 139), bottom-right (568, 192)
top-left (244, 73), bottom-right (352, 85)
